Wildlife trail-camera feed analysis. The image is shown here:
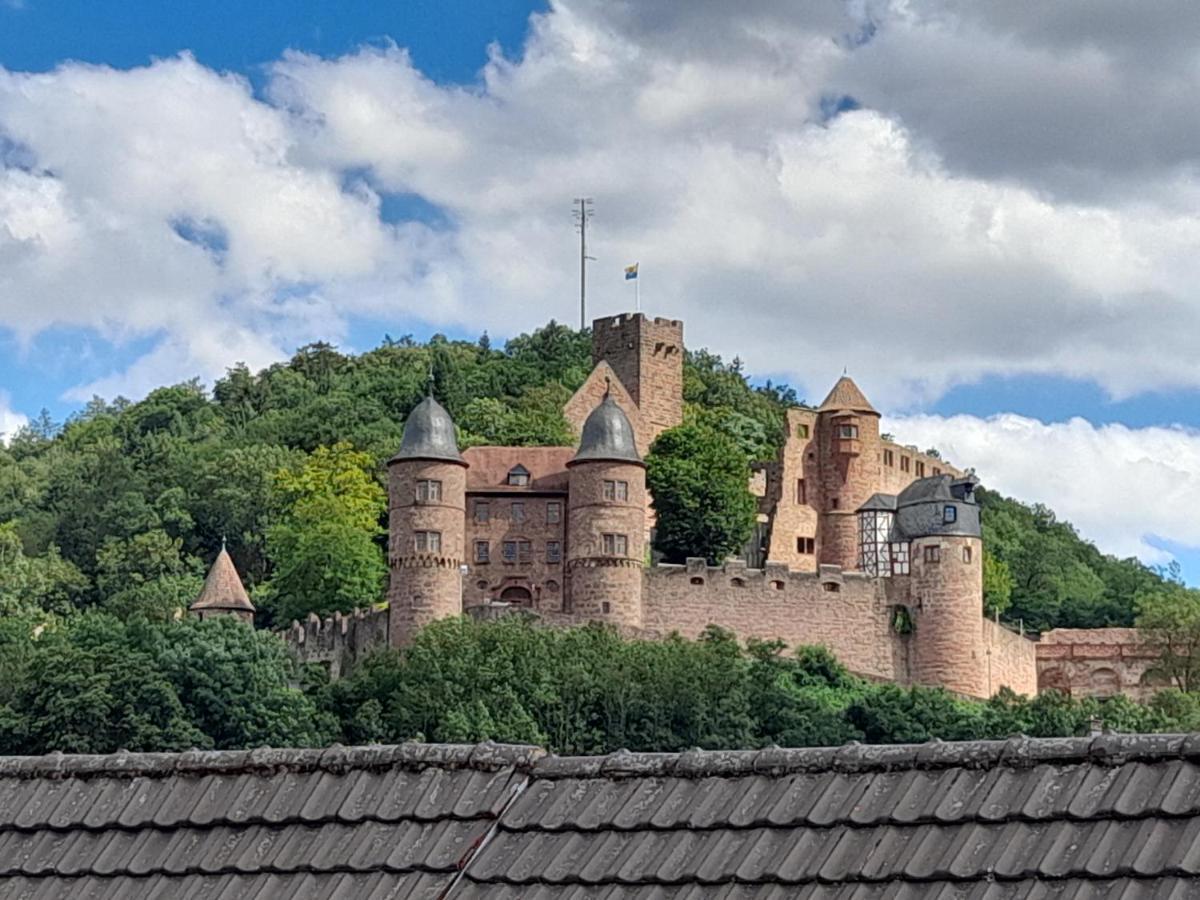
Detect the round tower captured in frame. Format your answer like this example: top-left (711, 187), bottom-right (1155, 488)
top-left (386, 396), bottom-right (468, 647)
top-left (899, 475), bottom-right (987, 697)
top-left (565, 392), bottom-right (646, 627)
top-left (815, 376), bottom-right (882, 569)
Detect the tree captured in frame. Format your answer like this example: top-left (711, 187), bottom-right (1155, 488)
top-left (1136, 584), bottom-right (1200, 691)
top-left (982, 551), bottom-right (1014, 618)
top-left (260, 442), bottom-right (387, 624)
top-left (645, 422), bottom-right (757, 564)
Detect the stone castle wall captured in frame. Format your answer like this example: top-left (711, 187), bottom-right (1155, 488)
top-left (282, 607), bottom-right (390, 679)
top-left (983, 618), bottom-right (1039, 696)
top-left (640, 559), bottom-right (910, 685)
top-left (1036, 628), bottom-right (1165, 701)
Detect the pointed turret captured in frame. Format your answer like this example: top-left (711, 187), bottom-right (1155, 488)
top-left (570, 390), bottom-right (643, 467)
top-left (390, 396), bottom-right (464, 464)
top-left (190, 546), bottom-right (255, 623)
top-left (818, 375), bottom-right (878, 416)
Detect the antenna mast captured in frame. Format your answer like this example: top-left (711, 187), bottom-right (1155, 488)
top-left (573, 197), bottom-right (594, 330)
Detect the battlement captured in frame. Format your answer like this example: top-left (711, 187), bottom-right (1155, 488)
top-left (280, 606), bottom-right (389, 679)
top-left (594, 312), bottom-right (684, 330)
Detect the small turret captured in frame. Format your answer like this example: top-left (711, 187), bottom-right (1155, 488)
top-left (565, 391), bottom-right (646, 627)
top-left (190, 545), bottom-right (255, 624)
top-left (387, 396), bottom-right (469, 646)
top-left (815, 375), bottom-right (882, 569)
top-left (894, 474), bottom-right (985, 696)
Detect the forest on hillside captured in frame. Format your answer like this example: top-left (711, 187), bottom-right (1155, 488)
top-left (0, 319), bottom-right (1173, 632)
top-left (1, 320), bottom-right (1196, 755)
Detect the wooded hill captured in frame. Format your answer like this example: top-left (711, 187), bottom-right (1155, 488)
top-left (0, 321), bottom-right (1171, 631)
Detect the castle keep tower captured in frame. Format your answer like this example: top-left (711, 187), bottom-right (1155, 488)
top-left (566, 393), bottom-right (646, 627)
top-left (387, 396), bottom-right (468, 647)
top-left (591, 313), bottom-right (683, 448)
top-left (816, 376), bottom-right (882, 570)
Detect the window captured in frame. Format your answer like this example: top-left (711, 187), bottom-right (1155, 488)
top-left (915, 461), bottom-right (925, 478)
top-left (796, 423), bottom-right (810, 439)
top-left (838, 423), bottom-right (859, 439)
top-left (545, 579), bottom-right (560, 593)
top-left (518, 540), bottom-right (532, 563)
top-left (603, 533), bottom-right (628, 556)
top-left (603, 480), bottom-right (629, 501)
top-left (507, 465), bottom-right (530, 487)
top-left (962, 545), bottom-right (973, 564)
top-left (475, 541), bottom-right (490, 563)
top-left (924, 545), bottom-right (941, 564)
top-left (502, 541), bottom-right (517, 563)
top-left (943, 505), bottom-right (957, 524)
top-left (900, 456), bottom-right (911, 473)
top-left (933, 467), bottom-right (942, 476)
top-left (547, 501), bottom-right (562, 524)
top-left (690, 576), bottom-right (705, 585)
top-left (416, 479), bottom-right (442, 502)
top-left (770, 580), bottom-right (785, 590)
top-left (796, 479), bottom-right (806, 504)
top-left (884, 449), bottom-right (894, 467)
top-left (511, 501), bottom-right (525, 523)
top-left (414, 531), bottom-right (442, 553)
top-left (474, 500), bottom-right (490, 523)
top-left (547, 541), bottom-right (561, 563)
top-left (796, 537), bottom-right (815, 554)
top-left (475, 580), bottom-right (489, 591)
top-left (823, 582), bottom-right (841, 593)
top-left (831, 498), bottom-right (839, 510)
top-left (731, 577), bottom-right (746, 587)
top-left (890, 542), bottom-right (910, 575)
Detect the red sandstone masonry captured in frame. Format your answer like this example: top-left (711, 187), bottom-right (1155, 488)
top-left (1036, 628), bottom-right (1165, 701)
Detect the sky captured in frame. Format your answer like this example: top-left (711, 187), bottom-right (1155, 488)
top-left (2, 0), bottom-right (1200, 580)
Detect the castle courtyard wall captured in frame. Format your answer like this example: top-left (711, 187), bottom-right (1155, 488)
top-left (983, 618), bottom-right (1039, 696)
top-left (639, 559), bottom-right (909, 685)
top-left (1036, 628), bottom-right (1165, 701)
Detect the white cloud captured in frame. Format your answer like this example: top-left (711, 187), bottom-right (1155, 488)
top-left (0, 391), bottom-right (26, 443)
top-left (0, 0), bottom-right (1199, 412)
top-left (886, 412), bottom-right (1200, 565)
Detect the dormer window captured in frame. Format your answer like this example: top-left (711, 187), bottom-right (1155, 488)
top-left (507, 465), bottom-right (530, 487)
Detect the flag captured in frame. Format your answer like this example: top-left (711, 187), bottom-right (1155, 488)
top-left (624, 262), bottom-right (639, 280)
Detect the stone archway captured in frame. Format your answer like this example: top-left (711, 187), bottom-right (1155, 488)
top-left (499, 586), bottom-right (533, 605)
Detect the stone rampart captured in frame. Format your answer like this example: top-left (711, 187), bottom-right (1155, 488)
top-left (1036, 628), bottom-right (1165, 701)
top-left (983, 618), bottom-right (1038, 696)
top-left (280, 607), bottom-right (390, 679)
top-left (640, 558), bottom-right (910, 685)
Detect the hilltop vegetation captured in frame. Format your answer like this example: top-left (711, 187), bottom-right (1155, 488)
top-left (0, 320), bottom-right (1180, 633)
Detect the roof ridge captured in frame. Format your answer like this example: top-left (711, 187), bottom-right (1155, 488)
top-left (0, 742), bottom-right (546, 779)
top-left (4, 734), bottom-right (1198, 780)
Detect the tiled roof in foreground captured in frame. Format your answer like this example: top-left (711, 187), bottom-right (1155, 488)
top-left (3, 735), bottom-right (1200, 898)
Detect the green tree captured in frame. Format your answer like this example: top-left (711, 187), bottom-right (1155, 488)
top-left (1135, 583), bottom-right (1200, 691)
top-left (982, 551), bottom-right (1014, 618)
top-left (646, 423), bottom-right (757, 564)
top-left (261, 442), bottom-right (387, 624)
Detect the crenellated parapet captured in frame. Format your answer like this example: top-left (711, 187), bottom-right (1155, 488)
top-left (280, 607), bottom-right (389, 680)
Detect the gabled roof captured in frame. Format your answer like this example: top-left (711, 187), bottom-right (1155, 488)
top-left (463, 446), bottom-right (574, 493)
top-left (189, 546), bottom-right (254, 614)
top-left (3, 735), bottom-right (1200, 897)
top-left (818, 375), bottom-right (878, 415)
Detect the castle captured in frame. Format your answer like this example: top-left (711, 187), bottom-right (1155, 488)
top-left (197, 311), bottom-right (1153, 700)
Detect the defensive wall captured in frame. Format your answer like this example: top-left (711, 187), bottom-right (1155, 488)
top-left (282, 607), bottom-right (389, 679)
top-left (281, 560), bottom-right (1039, 698)
top-left (1036, 628), bottom-right (1166, 701)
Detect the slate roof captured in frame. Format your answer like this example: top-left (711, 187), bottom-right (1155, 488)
top-left (571, 393), bottom-right (643, 466)
top-left (189, 546), bottom-right (255, 615)
top-left (390, 396), bottom-right (465, 465)
top-left (3, 735), bottom-right (1200, 898)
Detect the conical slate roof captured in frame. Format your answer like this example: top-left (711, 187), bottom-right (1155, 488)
top-left (189, 547), bottom-right (255, 614)
top-left (818, 375), bottom-right (878, 415)
top-left (570, 393), bottom-right (643, 466)
top-left (390, 396), bottom-right (464, 465)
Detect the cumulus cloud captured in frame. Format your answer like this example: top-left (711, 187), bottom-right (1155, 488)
top-left (1, 0), bottom-right (1200, 413)
top-left (887, 412), bottom-right (1200, 565)
top-left (0, 391), bottom-right (26, 443)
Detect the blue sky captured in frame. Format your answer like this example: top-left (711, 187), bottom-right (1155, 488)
top-left (2, 0), bottom-right (1200, 580)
